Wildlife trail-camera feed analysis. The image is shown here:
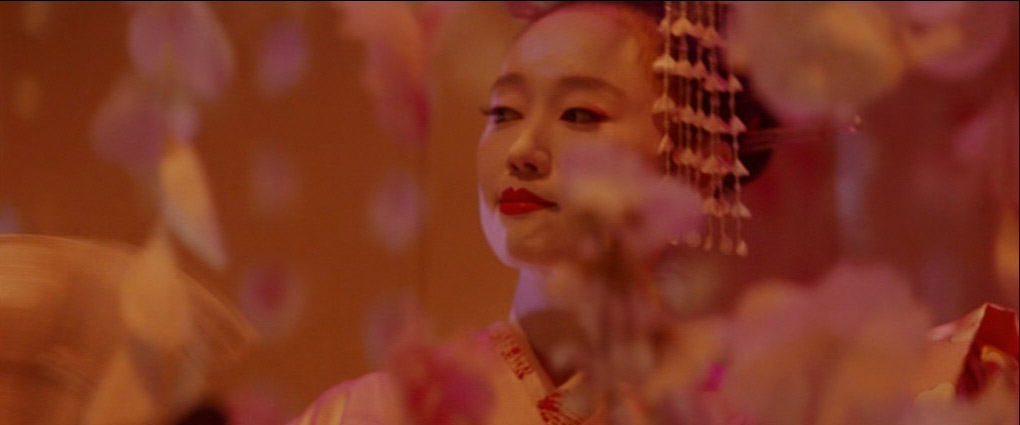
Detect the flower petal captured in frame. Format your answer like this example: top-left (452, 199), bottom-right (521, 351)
top-left (368, 168), bottom-right (426, 252)
top-left (129, 2), bottom-right (234, 100)
top-left (258, 20), bottom-right (308, 97)
top-left (158, 141), bottom-right (227, 270)
top-left (237, 264), bottom-right (303, 341)
top-left (90, 77), bottom-right (169, 169)
top-left (335, 2), bottom-right (430, 148)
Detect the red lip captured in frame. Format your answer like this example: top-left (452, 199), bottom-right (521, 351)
top-left (499, 188), bottom-right (556, 215)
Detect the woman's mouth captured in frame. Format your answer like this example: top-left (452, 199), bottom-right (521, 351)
top-left (499, 188), bottom-right (556, 215)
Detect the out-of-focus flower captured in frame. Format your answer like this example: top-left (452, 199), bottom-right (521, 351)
top-left (503, 1), bottom-right (561, 20)
top-left (891, 2), bottom-right (1017, 81)
top-left (249, 145), bottom-right (299, 216)
top-left (226, 387), bottom-right (286, 425)
top-left (158, 141), bottom-right (227, 270)
top-left (91, 77), bottom-right (171, 169)
top-left (333, 2), bottom-right (430, 148)
top-left (560, 142), bottom-right (702, 259)
top-left (365, 297), bottom-right (495, 425)
top-left (128, 1), bottom-right (234, 100)
top-left (721, 262), bottom-right (933, 425)
top-left (389, 341), bottom-right (495, 425)
top-left (237, 264), bottom-right (303, 341)
top-left (257, 20), bottom-right (308, 97)
top-left (368, 168), bottom-right (426, 252)
top-left (0, 205), bottom-right (22, 234)
top-left (729, 2), bottom-right (906, 123)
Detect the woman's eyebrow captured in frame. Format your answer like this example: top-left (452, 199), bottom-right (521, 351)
top-left (490, 72), bottom-right (526, 95)
top-left (553, 75), bottom-right (625, 101)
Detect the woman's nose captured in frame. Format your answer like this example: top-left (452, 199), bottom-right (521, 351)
top-left (506, 130), bottom-right (551, 179)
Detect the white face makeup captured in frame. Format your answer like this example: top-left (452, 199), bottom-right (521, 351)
top-left (477, 6), bottom-right (661, 267)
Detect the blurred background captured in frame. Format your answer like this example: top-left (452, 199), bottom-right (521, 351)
top-left (0, 1), bottom-right (1016, 422)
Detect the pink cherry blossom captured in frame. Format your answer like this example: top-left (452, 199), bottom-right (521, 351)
top-left (249, 145), bottom-right (299, 217)
top-left (560, 142), bottom-right (702, 259)
top-left (258, 20), bottom-right (308, 97)
top-left (128, 1), bottom-right (234, 100)
top-left (91, 77), bottom-right (170, 169)
top-left (365, 297), bottom-right (495, 425)
top-left (333, 2), bottom-right (430, 148)
top-left (728, 2), bottom-right (906, 123)
top-left (226, 387), bottom-right (286, 425)
top-left (503, 1), bottom-right (561, 20)
top-left (0, 205), bottom-right (23, 234)
top-left (892, 2), bottom-right (1017, 81)
top-left (158, 142), bottom-right (227, 270)
top-left (367, 168), bottom-right (426, 252)
top-left (238, 264), bottom-right (303, 341)
top-left (721, 262), bottom-right (934, 425)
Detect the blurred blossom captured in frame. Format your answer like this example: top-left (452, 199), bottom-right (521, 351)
top-left (257, 20), bottom-right (308, 97)
top-left (365, 297), bottom-right (495, 425)
top-left (0, 205), bottom-right (22, 234)
top-left (503, 1), bottom-right (561, 20)
top-left (226, 387), bottom-right (286, 425)
top-left (368, 168), bottom-right (425, 252)
top-left (892, 2), bottom-right (1017, 81)
top-left (722, 262), bottom-right (933, 425)
top-left (729, 2), bottom-right (906, 123)
top-left (249, 146), bottom-right (299, 216)
top-left (393, 343), bottom-right (496, 425)
top-left (334, 2), bottom-right (430, 148)
top-left (158, 142), bottom-right (227, 270)
top-left (238, 264), bottom-right (303, 341)
top-left (417, 2), bottom-right (467, 49)
top-left (560, 143), bottom-right (701, 259)
top-left (168, 99), bottom-right (200, 144)
top-left (91, 77), bottom-right (170, 169)
top-left (14, 75), bottom-right (41, 120)
top-left (128, 1), bottom-right (234, 100)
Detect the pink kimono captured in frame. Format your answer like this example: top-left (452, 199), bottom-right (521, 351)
top-left (290, 304), bottom-right (1019, 425)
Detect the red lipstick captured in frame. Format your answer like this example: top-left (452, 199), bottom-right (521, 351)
top-left (499, 188), bottom-right (556, 215)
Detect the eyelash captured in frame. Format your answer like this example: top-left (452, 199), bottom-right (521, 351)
top-left (480, 106), bottom-right (522, 124)
top-left (479, 106), bottom-right (609, 125)
top-left (560, 107), bottom-right (608, 125)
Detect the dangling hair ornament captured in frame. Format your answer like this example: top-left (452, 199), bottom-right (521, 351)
top-left (656, 1), bottom-right (750, 256)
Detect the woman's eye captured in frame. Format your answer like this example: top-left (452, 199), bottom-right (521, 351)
top-left (481, 106), bottom-right (522, 124)
top-left (561, 107), bottom-right (608, 125)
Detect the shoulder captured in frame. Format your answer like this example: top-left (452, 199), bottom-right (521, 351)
top-left (288, 372), bottom-right (404, 425)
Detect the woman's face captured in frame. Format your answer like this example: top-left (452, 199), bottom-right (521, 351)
top-left (477, 6), bottom-right (661, 267)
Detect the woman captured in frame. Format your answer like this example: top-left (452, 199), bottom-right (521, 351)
top-left (292, 3), bottom-right (745, 424)
top-left (291, 2), bottom-right (1017, 424)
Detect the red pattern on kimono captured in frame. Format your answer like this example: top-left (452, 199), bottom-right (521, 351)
top-left (915, 303), bottom-right (1019, 400)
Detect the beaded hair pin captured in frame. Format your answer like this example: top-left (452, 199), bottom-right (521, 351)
top-left (654, 1), bottom-right (750, 256)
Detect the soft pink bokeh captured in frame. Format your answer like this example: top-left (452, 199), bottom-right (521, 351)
top-left (258, 20), bottom-right (308, 97)
top-left (128, 2), bottom-right (234, 100)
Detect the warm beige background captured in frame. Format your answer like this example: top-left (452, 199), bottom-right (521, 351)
top-left (1, 1), bottom-right (1011, 418)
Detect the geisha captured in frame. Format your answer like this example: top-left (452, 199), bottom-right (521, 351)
top-left (290, 2), bottom-right (1018, 424)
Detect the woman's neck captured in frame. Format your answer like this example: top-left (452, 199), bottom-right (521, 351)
top-left (510, 266), bottom-right (586, 387)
